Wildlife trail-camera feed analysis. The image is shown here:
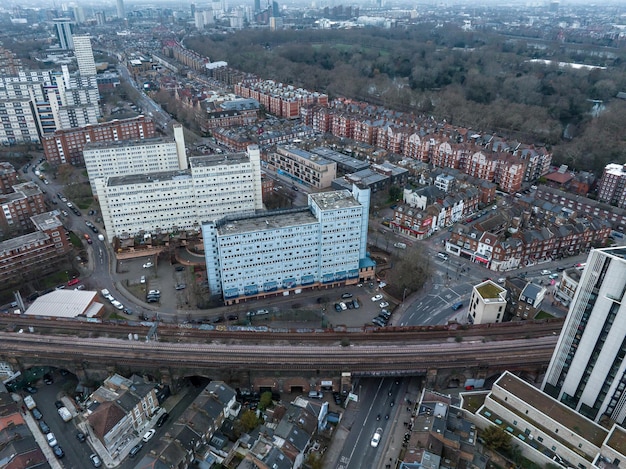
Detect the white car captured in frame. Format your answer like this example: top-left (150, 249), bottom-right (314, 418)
top-left (46, 432), bottom-right (58, 447)
top-left (140, 275), bottom-right (146, 284)
top-left (142, 429), bottom-right (156, 442)
top-left (541, 269), bottom-right (551, 275)
top-left (371, 294), bottom-right (383, 302)
top-left (370, 427), bottom-right (382, 447)
top-left (143, 262), bottom-right (154, 269)
top-left (339, 302), bottom-right (348, 311)
top-left (111, 300), bottom-right (124, 310)
top-left (379, 301), bottom-right (390, 308)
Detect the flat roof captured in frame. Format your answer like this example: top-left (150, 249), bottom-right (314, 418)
top-left (216, 208), bottom-right (316, 236)
top-left (25, 290), bottom-right (101, 318)
top-left (495, 372), bottom-right (606, 447)
top-left (84, 136), bottom-right (174, 151)
top-left (189, 153), bottom-right (249, 168)
top-left (107, 169), bottom-right (191, 187)
top-left (475, 281), bottom-right (506, 300)
top-left (309, 190), bottom-right (360, 210)
top-left (31, 212), bottom-right (63, 231)
top-left (278, 145), bottom-right (333, 166)
top-left (606, 425), bottom-right (626, 457)
top-left (0, 230), bottom-right (49, 253)
top-left (310, 147), bottom-right (370, 170)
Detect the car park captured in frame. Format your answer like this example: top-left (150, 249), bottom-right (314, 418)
top-left (371, 294), bottom-right (383, 301)
top-left (142, 429), bottom-right (156, 442)
top-left (379, 301), bottom-right (389, 308)
top-left (90, 453), bottom-right (102, 467)
top-left (46, 432), bottom-right (57, 447)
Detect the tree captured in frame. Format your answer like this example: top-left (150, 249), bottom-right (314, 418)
top-left (480, 425), bottom-right (512, 451)
top-left (305, 453), bottom-right (324, 469)
top-left (234, 409), bottom-right (259, 436)
top-left (258, 391), bottom-right (273, 411)
top-left (388, 185), bottom-right (402, 202)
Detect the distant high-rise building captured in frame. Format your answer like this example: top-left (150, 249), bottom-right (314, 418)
top-left (116, 0), bottom-right (125, 19)
top-left (73, 6), bottom-right (85, 23)
top-left (53, 18), bottom-right (74, 50)
top-left (254, 0), bottom-right (261, 12)
top-left (95, 11), bottom-right (106, 25)
top-left (272, 0), bottom-right (280, 16)
top-left (191, 2), bottom-right (196, 15)
top-left (543, 246), bottom-right (626, 425)
top-left (550, 0), bottom-right (559, 12)
top-left (73, 35), bottom-right (96, 77)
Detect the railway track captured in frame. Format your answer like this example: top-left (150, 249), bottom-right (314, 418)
top-left (0, 331), bottom-right (557, 372)
top-left (0, 315), bottom-right (564, 346)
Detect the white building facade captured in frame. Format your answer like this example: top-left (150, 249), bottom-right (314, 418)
top-left (87, 125), bottom-right (186, 197)
top-left (543, 247), bottom-right (626, 425)
top-left (97, 145), bottom-right (262, 240)
top-left (203, 184), bottom-right (370, 302)
top-left (467, 280), bottom-right (507, 324)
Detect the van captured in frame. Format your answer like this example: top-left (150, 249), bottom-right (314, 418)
top-left (437, 252), bottom-right (449, 261)
top-left (451, 302), bottom-right (463, 311)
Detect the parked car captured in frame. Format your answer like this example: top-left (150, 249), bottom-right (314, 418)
top-left (43, 373), bottom-right (53, 385)
top-left (89, 453), bottom-right (102, 467)
top-left (379, 301), bottom-right (389, 308)
top-left (334, 303), bottom-right (342, 312)
top-left (52, 445), bottom-right (64, 458)
top-left (54, 400), bottom-right (64, 409)
top-left (352, 299), bottom-right (360, 309)
top-left (142, 429), bottom-right (156, 442)
top-left (175, 266), bottom-right (185, 271)
top-left (175, 284), bottom-right (186, 290)
top-left (341, 292), bottom-right (353, 299)
top-left (148, 289), bottom-right (160, 296)
top-left (143, 262), bottom-right (154, 269)
top-left (32, 408), bottom-right (42, 420)
top-left (371, 294), bottom-right (383, 301)
top-left (76, 431), bottom-right (86, 442)
top-left (39, 420), bottom-right (50, 434)
top-left (140, 275), bottom-right (146, 284)
top-left (111, 300), bottom-right (124, 310)
top-left (156, 412), bottom-right (169, 427)
top-left (129, 443), bottom-right (143, 458)
top-left (46, 432), bottom-right (57, 447)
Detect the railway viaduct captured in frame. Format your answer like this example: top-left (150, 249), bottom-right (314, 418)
top-left (0, 317), bottom-right (563, 393)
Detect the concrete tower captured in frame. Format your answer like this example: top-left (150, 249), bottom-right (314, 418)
top-left (116, 0), bottom-right (125, 19)
top-left (73, 35), bottom-right (96, 77)
top-left (53, 18), bottom-right (74, 50)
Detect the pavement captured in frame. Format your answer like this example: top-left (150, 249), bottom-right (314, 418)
top-left (18, 399), bottom-right (64, 469)
top-left (73, 386), bottom-right (190, 467)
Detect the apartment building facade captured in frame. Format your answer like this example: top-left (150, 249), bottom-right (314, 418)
top-left (598, 163), bottom-right (626, 209)
top-left (98, 146), bottom-right (262, 240)
top-left (0, 162), bottom-right (18, 194)
top-left (85, 124), bottom-right (187, 197)
top-left (42, 115), bottom-right (155, 166)
top-left (266, 145), bottom-right (337, 189)
top-left (543, 247), bottom-right (626, 425)
top-left (0, 182), bottom-right (46, 233)
top-left (0, 212), bottom-right (71, 287)
top-left (203, 184), bottom-right (370, 303)
top-left (467, 280), bottom-right (507, 324)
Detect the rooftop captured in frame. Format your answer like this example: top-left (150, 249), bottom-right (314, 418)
top-left (189, 152), bottom-right (250, 168)
top-left (475, 281), bottom-right (506, 300)
top-left (494, 371), bottom-right (607, 447)
top-left (309, 190), bottom-right (361, 211)
top-left (83, 136), bottom-right (174, 151)
top-left (107, 169), bottom-right (191, 187)
top-left (215, 207), bottom-right (317, 236)
top-left (25, 290), bottom-right (101, 318)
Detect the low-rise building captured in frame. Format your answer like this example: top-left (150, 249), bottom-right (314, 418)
top-left (266, 145), bottom-right (337, 189)
top-left (467, 371), bottom-right (626, 469)
top-left (0, 182), bottom-right (46, 233)
top-left (0, 162), bottom-right (18, 194)
top-left (467, 280), bottom-right (507, 324)
top-left (554, 267), bottom-right (581, 307)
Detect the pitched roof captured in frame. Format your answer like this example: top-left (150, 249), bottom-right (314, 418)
top-left (87, 401), bottom-right (127, 439)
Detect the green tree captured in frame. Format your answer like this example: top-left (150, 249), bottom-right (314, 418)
top-left (388, 185), bottom-right (402, 202)
top-left (305, 453), bottom-right (324, 469)
top-left (235, 409), bottom-right (260, 435)
top-left (480, 425), bottom-right (512, 451)
top-left (258, 391), bottom-right (273, 411)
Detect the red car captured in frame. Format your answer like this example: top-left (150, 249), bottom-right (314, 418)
top-left (67, 278), bottom-right (80, 287)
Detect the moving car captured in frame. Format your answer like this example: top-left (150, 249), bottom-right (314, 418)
top-left (371, 428), bottom-right (383, 447)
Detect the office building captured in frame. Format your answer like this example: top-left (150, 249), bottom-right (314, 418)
top-left (543, 247), bottom-right (626, 425)
top-left (85, 124), bottom-right (187, 197)
top-left (73, 35), bottom-right (96, 77)
top-left (53, 18), bottom-right (74, 50)
top-left (202, 184), bottom-right (371, 302)
top-left (97, 146), bottom-right (262, 241)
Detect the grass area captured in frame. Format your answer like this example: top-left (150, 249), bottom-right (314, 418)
top-left (477, 282), bottom-right (506, 298)
top-left (462, 393), bottom-right (487, 413)
top-left (41, 270), bottom-right (71, 289)
top-left (535, 311), bottom-right (555, 319)
top-left (69, 232), bottom-right (83, 248)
